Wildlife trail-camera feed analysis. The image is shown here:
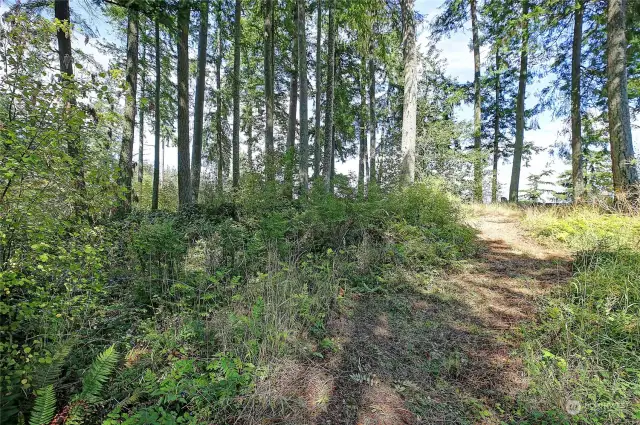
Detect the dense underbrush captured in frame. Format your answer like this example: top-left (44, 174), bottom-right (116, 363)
top-left (1, 180), bottom-right (476, 424)
top-left (519, 206), bottom-right (640, 424)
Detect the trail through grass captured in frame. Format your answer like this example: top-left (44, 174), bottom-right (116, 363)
top-left (254, 207), bottom-right (572, 424)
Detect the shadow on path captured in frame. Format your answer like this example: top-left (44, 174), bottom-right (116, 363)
top-left (250, 213), bottom-right (572, 424)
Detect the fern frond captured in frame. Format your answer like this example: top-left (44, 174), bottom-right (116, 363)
top-left (29, 385), bottom-right (56, 425)
top-left (32, 343), bottom-right (73, 390)
top-left (77, 345), bottom-right (119, 403)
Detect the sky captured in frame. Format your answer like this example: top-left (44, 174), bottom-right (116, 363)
top-left (416, 0), bottom-right (639, 199)
top-left (3, 0), bottom-right (639, 200)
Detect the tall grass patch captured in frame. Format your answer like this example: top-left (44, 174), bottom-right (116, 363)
top-left (520, 206), bottom-right (640, 424)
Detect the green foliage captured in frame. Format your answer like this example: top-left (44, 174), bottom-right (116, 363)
top-left (524, 207), bottom-right (640, 250)
top-left (29, 385), bottom-right (56, 425)
top-left (520, 207), bottom-right (640, 423)
top-left (9, 179), bottom-right (471, 424)
top-left (25, 346), bottom-right (119, 425)
top-left (77, 345), bottom-right (119, 404)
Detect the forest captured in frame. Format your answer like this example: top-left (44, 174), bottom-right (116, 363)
top-left (1, 0), bottom-right (639, 423)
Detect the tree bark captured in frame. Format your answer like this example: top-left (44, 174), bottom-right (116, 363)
top-left (298, 0), bottom-right (309, 194)
top-left (232, 0), bottom-right (241, 189)
top-left (322, 0), bottom-right (335, 190)
top-left (192, 1), bottom-right (209, 202)
top-left (313, 0), bottom-right (322, 179)
top-left (358, 60), bottom-right (367, 197)
top-left (152, 17), bottom-right (160, 211)
top-left (471, 0), bottom-right (482, 201)
top-left (400, 0), bottom-right (417, 186)
top-left (571, 0), bottom-right (585, 202)
top-left (264, 0), bottom-right (275, 182)
top-left (55, 0), bottom-right (86, 204)
top-left (368, 48), bottom-right (376, 186)
top-left (177, 0), bottom-right (192, 207)
top-left (508, 0), bottom-right (529, 202)
top-left (138, 42), bottom-right (146, 197)
top-left (607, 0), bottom-right (638, 196)
top-left (245, 102), bottom-right (254, 170)
top-left (118, 8), bottom-right (139, 213)
top-left (215, 7), bottom-right (224, 194)
top-left (285, 2), bottom-right (299, 198)
top-left (492, 47), bottom-right (500, 203)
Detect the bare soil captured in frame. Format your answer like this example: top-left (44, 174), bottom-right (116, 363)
top-left (249, 209), bottom-right (572, 425)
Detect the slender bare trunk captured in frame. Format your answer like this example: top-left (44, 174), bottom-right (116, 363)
top-left (264, 0), bottom-right (275, 182)
top-left (313, 0), bottom-right (322, 179)
top-left (285, 2), bottom-right (299, 198)
top-left (492, 47), bottom-right (500, 203)
top-left (508, 0), bottom-right (529, 202)
top-left (216, 5), bottom-right (224, 194)
top-left (471, 0), bottom-right (482, 201)
top-left (55, 0), bottom-right (85, 206)
top-left (177, 0), bottom-right (192, 207)
top-left (232, 0), bottom-right (241, 189)
top-left (571, 0), bottom-right (585, 202)
top-left (138, 42), bottom-right (146, 199)
top-left (607, 0), bottom-right (638, 197)
top-left (152, 18), bottom-right (160, 210)
top-left (118, 8), bottom-right (139, 213)
top-left (161, 137), bottom-right (165, 185)
top-left (368, 45), bottom-right (376, 186)
top-left (358, 60), bottom-right (367, 197)
top-left (400, 0), bottom-right (417, 186)
top-left (192, 1), bottom-right (209, 201)
top-left (322, 0), bottom-right (335, 190)
top-left (245, 102), bottom-right (254, 170)
top-left (298, 0), bottom-right (309, 194)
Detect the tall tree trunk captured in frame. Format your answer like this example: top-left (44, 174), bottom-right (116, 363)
top-left (313, 0), bottom-right (322, 179)
top-left (471, 0), bottom-right (482, 201)
top-left (508, 0), bottom-right (529, 202)
top-left (216, 7), bottom-right (224, 194)
top-left (138, 42), bottom-right (146, 199)
top-left (118, 8), bottom-right (139, 213)
top-left (264, 0), bottom-right (275, 182)
top-left (607, 0), bottom-right (638, 196)
top-left (152, 18), bottom-right (160, 211)
top-left (245, 102), bottom-right (254, 170)
top-left (400, 0), bottom-right (417, 185)
top-left (322, 0), bottom-right (335, 190)
top-left (161, 137), bottom-right (165, 185)
top-left (492, 47), bottom-right (500, 203)
top-left (55, 0), bottom-right (85, 204)
top-left (232, 0), bottom-right (241, 189)
top-left (285, 2), bottom-right (299, 198)
top-left (177, 0), bottom-right (192, 207)
top-left (358, 60), bottom-right (367, 197)
top-left (571, 0), bottom-right (585, 202)
top-left (368, 44), bottom-right (376, 186)
top-left (298, 0), bottom-right (309, 194)
top-left (192, 1), bottom-right (209, 202)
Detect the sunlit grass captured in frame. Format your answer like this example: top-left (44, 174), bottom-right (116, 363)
top-left (516, 204), bottom-right (640, 424)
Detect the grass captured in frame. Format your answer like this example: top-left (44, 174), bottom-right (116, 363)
top-left (523, 205), bottom-right (640, 251)
top-left (516, 204), bottom-right (640, 424)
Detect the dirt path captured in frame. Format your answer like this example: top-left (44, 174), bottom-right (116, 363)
top-left (255, 210), bottom-right (572, 425)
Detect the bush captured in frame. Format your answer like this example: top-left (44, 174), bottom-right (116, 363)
top-left (2, 180), bottom-right (476, 423)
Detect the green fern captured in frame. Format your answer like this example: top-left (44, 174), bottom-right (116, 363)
top-left (76, 345), bottom-right (119, 403)
top-left (29, 385), bottom-right (56, 425)
top-left (32, 343), bottom-right (73, 390)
